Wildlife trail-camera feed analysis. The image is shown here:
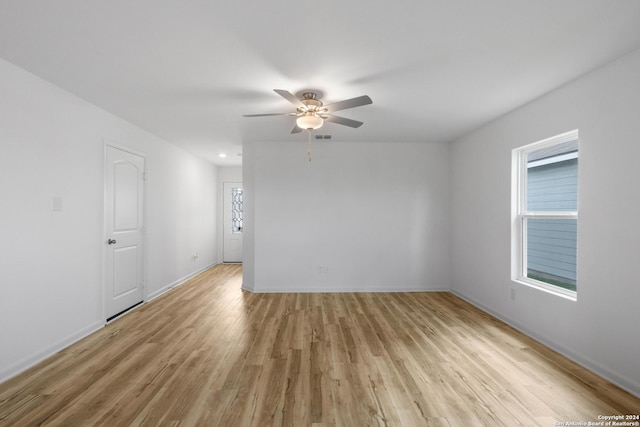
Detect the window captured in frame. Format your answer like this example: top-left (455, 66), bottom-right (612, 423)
top-left (512, 130), bottom-right (579, 299)
top-left (231, 187), bottom-right (243, 233)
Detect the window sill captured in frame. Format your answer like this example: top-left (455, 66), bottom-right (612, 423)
top-left (513, 277), bottom-right (577, 302)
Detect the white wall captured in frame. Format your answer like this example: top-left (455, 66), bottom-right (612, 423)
top-left (218, 166), bottom-right (243, 183)
top-left (144, 148), bottom-right (218, 301)
top-left (0, 58), bottom-right (218, 382)
top-left (243, 140), bottom-right (451, 292)
top-left (450, 49), bottom-right (640, 396)
top-left (216, 166), bottom-right (243, 263)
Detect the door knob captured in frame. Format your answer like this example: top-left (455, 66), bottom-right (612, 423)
top-left (108, 239), bottom-right (117, 245)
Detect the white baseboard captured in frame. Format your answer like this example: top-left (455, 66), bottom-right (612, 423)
top-left (146, 263), bottom-right (217, 302)
top-left (0, 320), bottom-right (104, 384)
top-left (450, 289), bottom-right (640, 399)
top-left (248, 286), bottom-right (450, 293)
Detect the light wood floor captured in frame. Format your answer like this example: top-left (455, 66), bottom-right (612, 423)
top-left (1, 264), bottom-right (638, 426)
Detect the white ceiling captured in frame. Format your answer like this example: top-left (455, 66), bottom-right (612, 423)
top-left (1, 1), bottom-right (639, 166)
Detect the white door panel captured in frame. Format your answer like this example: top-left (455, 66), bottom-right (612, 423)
top-left (113, 162), bottom-right (139, 231)
top-left (105, 145), bottom-right (145, 320)
top-left (113, 246), bottom-right (139, 297)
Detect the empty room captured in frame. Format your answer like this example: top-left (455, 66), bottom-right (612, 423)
top-left (1, 1), bottom-right (640, 425)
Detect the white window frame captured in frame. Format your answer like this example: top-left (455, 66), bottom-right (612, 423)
top-left (511, 129), bottom-right (579, 301)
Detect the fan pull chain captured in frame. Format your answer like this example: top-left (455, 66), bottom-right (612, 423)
top-left (307, 130), bottom-right (312, 162)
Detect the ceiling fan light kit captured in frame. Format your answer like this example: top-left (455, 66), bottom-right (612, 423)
top-left (296, 112), bottom-right (323, 130)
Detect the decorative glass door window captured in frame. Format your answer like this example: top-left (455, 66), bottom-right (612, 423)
top-left (231, 187), bottom-right (243, 233)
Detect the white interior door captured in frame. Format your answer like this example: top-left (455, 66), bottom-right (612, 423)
top-left (223, 182), bottom-right (243, 263)
top-left (105, 145), bottom-right (145, 320)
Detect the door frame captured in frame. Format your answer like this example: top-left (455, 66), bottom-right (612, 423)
top-left (102, 140), bottom-right (148, 323)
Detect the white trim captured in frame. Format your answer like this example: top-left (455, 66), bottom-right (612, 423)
top-left (517, 147), bottom-right (528, 215)
top-left (522, 211), bottom-right (578, 218)
top-left (513, 277), bottom-right (577, 301)
top-left (518, 129), bottom-right (579, 152)
top-left (146, 263), bottom-right (217, 301)
top-left (0, 321), bottom-right (103, 383)
top-left (104, 140), bottom-right (147, 158)
top-left (527, 151), bottom-right (578, 168)
top-left (450, 289), bottom-right (640, 399)
top-left (246, 286), bottom-right (450, 293)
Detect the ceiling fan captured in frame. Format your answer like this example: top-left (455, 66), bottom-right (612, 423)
top-left (243, 89), bottom-right (373, 134)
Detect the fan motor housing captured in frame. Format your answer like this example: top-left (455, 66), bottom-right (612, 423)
top-left (300, 92), bottom-right (323, 110)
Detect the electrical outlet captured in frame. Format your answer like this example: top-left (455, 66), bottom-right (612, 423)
top-left (510, 288), bottom-right (516, 301)
top-left (317, 265), bottom-right (329, 274)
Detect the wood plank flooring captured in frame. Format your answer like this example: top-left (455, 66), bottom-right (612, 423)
top-left (1, 264), bottom-right (638, 426)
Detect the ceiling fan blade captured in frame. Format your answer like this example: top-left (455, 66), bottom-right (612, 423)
top-left (243, 112), bottom-right (296, 117)
top-left (325, 114), bottom-right (363, 128)
top-left (274, 89), bottom-right (306, 109)
top-left (324, 95), bottom-right (372, 112)
top-left (291, 124), bottom-right (303, 134)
